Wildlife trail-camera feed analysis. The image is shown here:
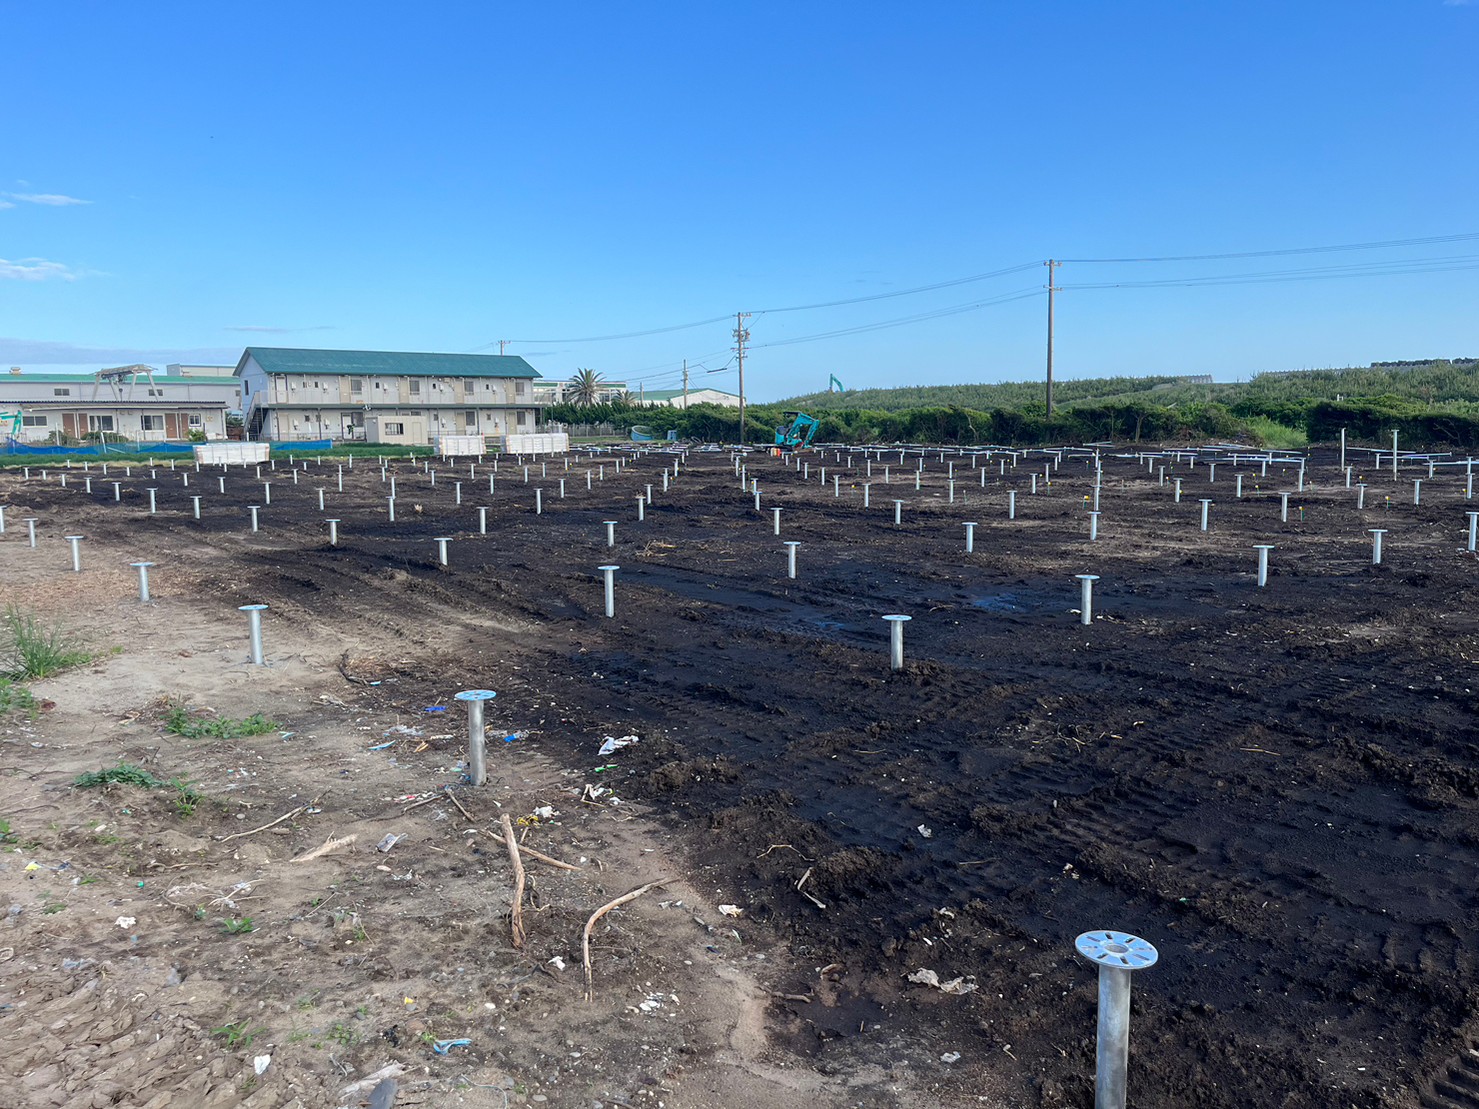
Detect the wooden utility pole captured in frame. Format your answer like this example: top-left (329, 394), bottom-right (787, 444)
top-left (734, 312), bottom-right (751, 443)
top-left (1045, 260), bottom-right (1061, 417)
top-left (682, 360), bottom-right (689, 410)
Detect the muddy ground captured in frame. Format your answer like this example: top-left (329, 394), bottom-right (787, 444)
top-left (1, 443), bottom-right (1476, 1108)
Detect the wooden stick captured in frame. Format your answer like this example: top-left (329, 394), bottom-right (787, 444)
top-left (519, 844), bottom-right (582, 872)
top-left (216, 805), bottom-right (306, 843)
top-left (581, 879), bottom-right (668, 1002)
top-left (443, 787), bottom-right (475, 823)
top-left (293, 833), bottom-right (356, 863)
top-left (500, 814), bottom-right (526, 949)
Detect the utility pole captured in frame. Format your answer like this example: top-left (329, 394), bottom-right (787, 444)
top-left (1045, 260), bottom-right (1061, 417)
top-left (734, 312), bottom-right (751, 443)
top-left (498, 340), bottom-right (509, 355)
top-left (682, 360), bottom-right (689, 410)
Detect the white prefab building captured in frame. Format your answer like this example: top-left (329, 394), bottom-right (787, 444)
top-left (642, 387), bottom-right (740, 408)
top-left (366, 414), bottom-right (429, 445)
top-left (0, 368), bottom-right (237, 443)
top-left (236, 347), bottom-right (544, 444)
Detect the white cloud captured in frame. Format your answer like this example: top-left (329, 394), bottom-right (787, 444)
top-left (0, 257), bottom-right (77, 281)
top-left (4, 192), bottom-right (90, 206)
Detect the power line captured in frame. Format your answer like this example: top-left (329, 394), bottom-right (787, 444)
top-left (751, 261), bottom-right (1042, 314)
top-left (1062, 254), bottom-right (1479, 290)
top-left (1060, 232), bottom-right (1479, 264)
top-left (475, 314), bottom-right (734, 347)
top-left (751, 288), bottom-right (1042, 350)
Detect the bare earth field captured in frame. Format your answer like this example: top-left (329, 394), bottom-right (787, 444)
top-left (0, 443), bottom-right (1476, 1109)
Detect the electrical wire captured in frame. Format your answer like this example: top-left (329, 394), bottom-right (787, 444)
top-left (751, 288), bottom-right (1042, 350)
top-left (1060, 232), bottom-right (1479, 264)
top-left (1062, 254), bottom-right (1479, 291)
top-left (750, 261), bottom-right (1043, 315)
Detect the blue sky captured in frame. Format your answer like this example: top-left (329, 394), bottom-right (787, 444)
top-left (3, 2), bottom-right (1476, 400)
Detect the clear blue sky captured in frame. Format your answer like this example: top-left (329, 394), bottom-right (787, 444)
top-left (3, 2), bottom-right (1476, 400)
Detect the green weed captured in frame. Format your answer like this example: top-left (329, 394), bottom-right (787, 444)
top-left (1244, 416), bottom-right (1309, 450)
top-left (169, 777), bottom-right (204, 818)
top-left (164, 705), bottom-right (279, 740)
top-left (0, 678), bottom-right (38, 717)
top-left (222, 916), bottom-right (254, 935)
top-left (326, 1021), bottom-right (358, 1047)
top-left (211, 1020), bottom-right (265, 1048)
top-left (42, 902), bottom-right (66, 915)
top-left (74, 765), bottom-right (164, 790)
top-left (0, 818), bottom-right (13, 844)
top-left (2, 608), bottom-right (92, 681)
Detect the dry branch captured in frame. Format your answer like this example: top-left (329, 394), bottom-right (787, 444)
top-left (216, 805), bottom-right (306, 843)
top-left (581, 879), bottom-right (669, 1002)
top-left (519, 844), bottom-right (582, 871)
top-left (292, 833), bottom-right (357, 863)
top-left (500, 814), bottom-right (527, 949)
top-left (443, 787), bottom-right (475, 823)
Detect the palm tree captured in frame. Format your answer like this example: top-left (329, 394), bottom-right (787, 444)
top-left (570, 368), bottom-right (604, 407)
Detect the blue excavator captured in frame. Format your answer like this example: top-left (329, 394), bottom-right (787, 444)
top-left (774, 411), bottom-right (820, 451)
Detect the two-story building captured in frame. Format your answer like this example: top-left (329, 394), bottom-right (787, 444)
top-left (0, 366), bottom-right (238, 443)
top-left (234, 347), bottom-right (544, 443)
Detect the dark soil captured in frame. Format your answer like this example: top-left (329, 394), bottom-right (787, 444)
top-left (8, 443), bottom-right (1478, 1108)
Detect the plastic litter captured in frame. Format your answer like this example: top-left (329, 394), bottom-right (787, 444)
top-left (718, 904), bottom-right (743, 918)
top-left (424, 706), bottom-right (447, 713)
top-left (592, 764), bottom-right (618, 773)
top-left (253, 1054), bottom-right (271, 1075)
top-left (367, 741), bottom-right (396, 751)
top-left (376, 833), bottom-right (403, 853)
top-left (940, 1052), bottom-right (961, 1064)
top-left (503, 732), bottom-right (524, 744)
top-left (115, 916), bottom-right (136, 929)
top-left (906, 968), bottom-right (978, 995)
top-left (598, 735), bottom-right (639, 756)
top-left (431, 1037), bottom-right (472, 1055)
top-left (917, 825), bottom-right (933, 838)
top-left (548, 956), bottom-right (567, 971)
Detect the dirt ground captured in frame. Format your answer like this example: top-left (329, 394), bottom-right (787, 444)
top-left (1, 442), bottom-right (1476, 1109)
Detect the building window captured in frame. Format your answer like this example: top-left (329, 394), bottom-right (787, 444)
top-left (188, 414), bottom-right (203, 427)
top-left (88, 415), bottom-right (115, 432)
top-left (54, 387), bottom-right (71, 396)
top-left (409, 379), bottom-right (421, 396)
top-left (515, 381), bottom-right (527, 397)
top-left (349, 378), bottom-right (364, 395)
top-left (22, 415), bottom-right (47, 427)
top-left (141, 415), bottom-right (165, 431)
top-left (464, 410), bottom-right (477, 427)
top-left (516, 410), bottom-right (528, 427)
top-left (384, 421), bottom-right (405, 435)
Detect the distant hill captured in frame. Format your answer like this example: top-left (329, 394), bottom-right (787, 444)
top-left (776, 360), bottom-right (1479, 413)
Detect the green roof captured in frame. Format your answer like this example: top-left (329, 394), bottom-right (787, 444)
top-left (239, 347), bottom-right (541, 380)
top-left (0, 373), bottom-right (237, 385)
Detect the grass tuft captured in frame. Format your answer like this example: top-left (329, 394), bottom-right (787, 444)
top-left (0, 678), bottom-right (38, 718)
top-left (165, 705), bottom-right (279, 740)
top-left (74, 764), bottom-right (165, 790)
top-left (2, 607), bottom-right (92, 681)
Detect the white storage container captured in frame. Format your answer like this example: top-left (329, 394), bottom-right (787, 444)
top-left (437, 434), bottom-right (487, 458)
top-left (194, 442), bottom-right (270, 464)
top-left (502, 432), bottom-right (569, 455)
